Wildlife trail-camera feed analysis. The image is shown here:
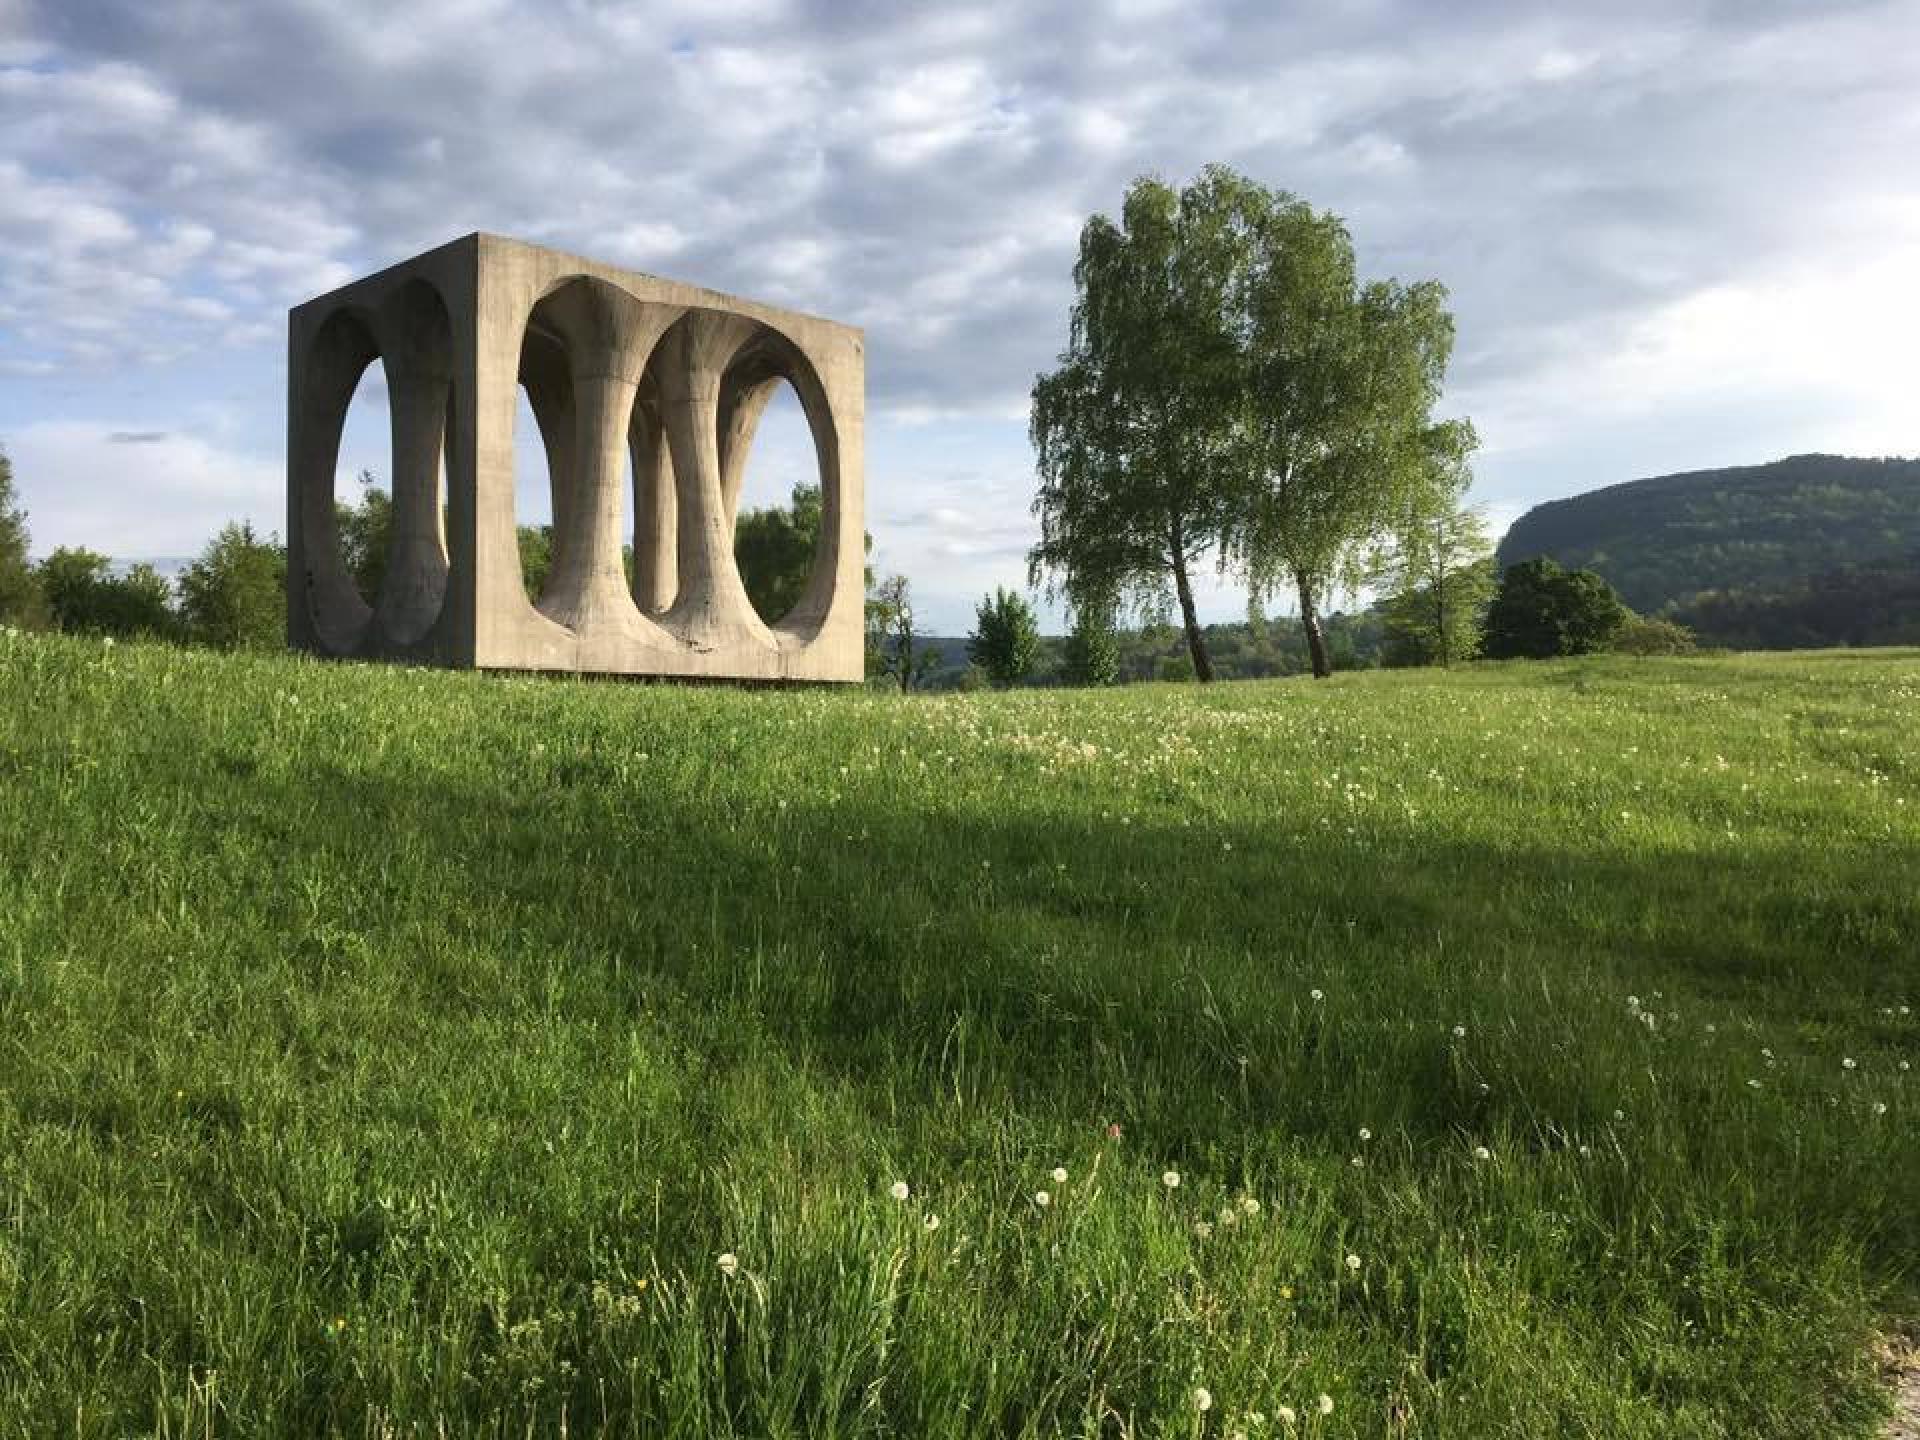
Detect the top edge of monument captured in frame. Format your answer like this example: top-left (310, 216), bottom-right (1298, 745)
top-left (288, 231), bottom-right (864, 340)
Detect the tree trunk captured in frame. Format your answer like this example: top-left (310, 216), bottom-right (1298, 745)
top-left (1170, 549), bottom-right (1214, 683)
top-left (1296, 570), bottom-right (1331, 679)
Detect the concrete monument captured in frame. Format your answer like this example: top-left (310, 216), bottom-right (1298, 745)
top-left (287, 233), bottom-right (865, 680)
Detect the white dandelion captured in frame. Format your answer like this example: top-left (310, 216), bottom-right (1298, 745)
top-left (1194, 1387), bottom-right (1212, 1413)
top-left (1050, 1166), bottom-right (1069, 1185)
top-left (889, 1180), bottom-right (910, 1202)
top-left (716, 1253), bottom-right (739, 1279)
top-left (1162, 1170), bottom-right (1182, 1189)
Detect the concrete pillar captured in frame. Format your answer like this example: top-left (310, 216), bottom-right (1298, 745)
top-left (718, 369), bottom-right (783, 529)
top-left (531, 278), bottom-right (675, 648)
top-left (288, 309), bottom-right (377, 655)
top-left (657, 310), bottom-right (776, 651)
top-left (518, 326), bottom-right (574, 600)
top-left (630, 376), bottom-right (676, 614)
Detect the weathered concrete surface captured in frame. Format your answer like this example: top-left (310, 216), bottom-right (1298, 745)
top-left (287, 233), bottom-right (865, 681)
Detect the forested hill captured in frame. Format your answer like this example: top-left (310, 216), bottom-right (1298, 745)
top-left (1496, 454), bottom-right (1920, 647)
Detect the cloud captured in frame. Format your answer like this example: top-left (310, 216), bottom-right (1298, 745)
top-left (1, 0), bottom-right (1917, 630)
top-left (8, 420), bottom-right (282, 556)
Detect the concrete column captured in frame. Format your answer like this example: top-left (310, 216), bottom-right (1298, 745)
top-left (518, 326), bottom-right (574, 599)
top-left (658, 311), bottom-right (776, 651)
top-left (371, 282), bottom-right (455, 647)
top-left (378, 365), bottom-right (450, 643)
top-left (288, 310), bottom-right (377, 655)
top-left (533, 278), bottom-right (676, 647)
top-left (718, 369), bottom-right (783, 529)
top-left (630, 378), bottom-right (676, 614)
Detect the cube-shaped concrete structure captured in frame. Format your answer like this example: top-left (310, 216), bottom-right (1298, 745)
top-left (287, 233), bottom-right (865, 680)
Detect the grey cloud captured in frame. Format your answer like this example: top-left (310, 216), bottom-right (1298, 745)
top-left (107, 430), bottom-right (167, 443)
top-left (4, 0), bottom-right (1917, 628)
top-left (19, 0), bottom-right (1917, 413)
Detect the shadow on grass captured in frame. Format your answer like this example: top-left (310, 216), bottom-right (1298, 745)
top-left (164, 752), bottom-right (1916, 1261)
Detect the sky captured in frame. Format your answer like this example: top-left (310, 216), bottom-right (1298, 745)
top-left (2, 0), bottom-right (1917, 633)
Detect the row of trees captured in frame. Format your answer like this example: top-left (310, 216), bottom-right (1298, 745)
top-left (2, 446), bottom-right (286, 646)
top-left (2, 450), bottom-right (922, 669)
top-left (1030, 166), bottom-right (1483, 682)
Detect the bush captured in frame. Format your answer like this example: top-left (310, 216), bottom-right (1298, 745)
top-left (967, 587), bottom-right (1040, 688)
top-left (37, 547), bottom-right (177, 640)
top-left (0, 446), bottom-right (46, 628)
top-left (1484, 558), bottom-right (1628, 659)
top-left (178, 522), bottom-right (287, 651)
top-left (1611, 614), bottom-right (1697, 656)
top-left (1061, 604), bottom-right (1120, 687)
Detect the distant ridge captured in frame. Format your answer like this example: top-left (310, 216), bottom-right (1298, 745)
top-left (1495, 454), bottom-right (1920, 646)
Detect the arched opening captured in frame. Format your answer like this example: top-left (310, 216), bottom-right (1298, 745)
top-left (332, 331), bottom-right (391, 613)
top-left (730, 380), bottom-right (818, 625)
top-left (513, 383), bottom-right (555, 603)
top-left (714, 327), bottom-right (843, 638)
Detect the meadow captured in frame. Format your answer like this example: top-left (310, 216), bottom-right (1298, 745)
top-left (0, 629), bottom-right (1914, 1438)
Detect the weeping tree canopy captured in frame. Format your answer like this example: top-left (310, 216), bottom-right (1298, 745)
top-left (1229, 217), bottom-right (1467, 677)
top-left (1031, 165), bottom-right (1472, 682)
top-left (1029, 167), bottom-right (1268, 683)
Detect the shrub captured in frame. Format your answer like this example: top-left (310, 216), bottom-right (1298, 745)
top-left (1061, 604), bottom-right (1120, 687)
top-left (1484, 558), bottom-right (1628, 659)
top-left (0, 446), bottom-right (46, 628)
top-left (1611, 614), bottom-right (1697, 656)
top-left (37, 547), bottom-right (177, 639)
top-left (178, 522), bottom-right (287, 651)
top-left (967, 587), bottom-right (1041, 689)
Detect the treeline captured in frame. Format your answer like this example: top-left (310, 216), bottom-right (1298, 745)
top-left (0, 449), bottom-right (878, 658)
top-left (889, 552), bottom-right (1689, 694)
top-left (1669, 557), bottom-right (1920, 650)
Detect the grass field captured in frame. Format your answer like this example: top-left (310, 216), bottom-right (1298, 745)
top-left (0, 630), bottom-right (1915, 1438)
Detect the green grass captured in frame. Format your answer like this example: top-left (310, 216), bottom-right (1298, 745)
top-left (1, 631), bottom-right (1915, 1438)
